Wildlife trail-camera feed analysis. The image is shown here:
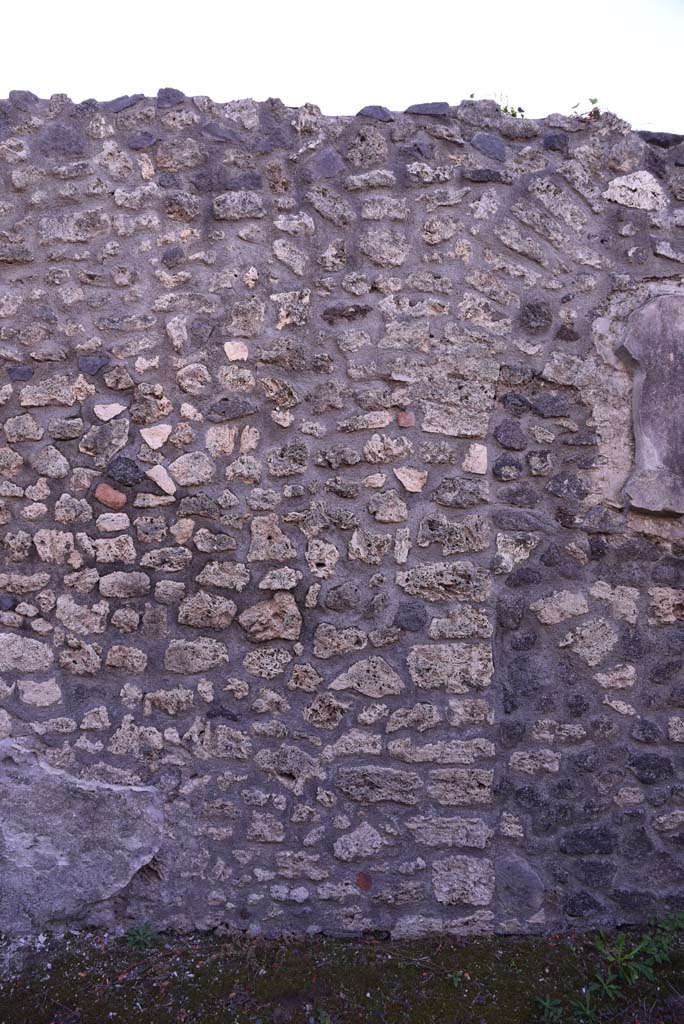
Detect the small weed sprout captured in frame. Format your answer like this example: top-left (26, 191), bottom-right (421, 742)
top-left (126, 921), bottom-right (160, 952)
top-left (535, 914), bottom-right (684, 1022)
top-left (536, 995), bottom-right (563, 1023)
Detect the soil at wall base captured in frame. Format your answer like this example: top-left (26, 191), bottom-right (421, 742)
top-left (1, 929), bottom-right (684, 1024)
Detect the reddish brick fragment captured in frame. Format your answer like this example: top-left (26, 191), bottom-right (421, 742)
top-left (95, 482), bottom-right (127, 510)
top-left (356, 871), bottom-right (372, 892)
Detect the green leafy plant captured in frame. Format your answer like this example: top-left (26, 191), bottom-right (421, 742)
top-left (446, 969), bottom-right (465, 988)
top-left (571, 990), bottom-right (599, 1024)
top-left (571, 97), bottom-right (601, 121)
top-left (467, 91), bottom-right (524, 117)
top-left (536, 995), bottom-right (564, 1023)
top-left (536, 915), bottom-right (684, 1023)
top-left (126, 921), bottom-right (160, 951)
top-left (317, 1012), bottom-right (333, 1024)
top-left (588, 968), bottom-right (620, 1002)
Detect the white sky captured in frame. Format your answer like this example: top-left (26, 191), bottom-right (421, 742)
top-left (5, 0), bottom-right (683, 132)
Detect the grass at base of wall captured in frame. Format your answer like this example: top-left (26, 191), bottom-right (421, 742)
top-left (1, 925), bottom-right (684, 1024)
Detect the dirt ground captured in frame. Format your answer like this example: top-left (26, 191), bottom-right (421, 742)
top-left (1, 927), bottom-right (684, 1024)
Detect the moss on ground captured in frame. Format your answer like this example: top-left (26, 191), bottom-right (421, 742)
top-left (1, 928), bottom-right (683, 1023)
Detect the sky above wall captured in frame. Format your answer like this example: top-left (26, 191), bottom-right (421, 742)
top-left (5, 0), bottom-right (682, 132)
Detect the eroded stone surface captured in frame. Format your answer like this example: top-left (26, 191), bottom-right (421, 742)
top-left (619, 296), bottom-right (684, 514)
top-left (0, 740), bottom-right (163, 933)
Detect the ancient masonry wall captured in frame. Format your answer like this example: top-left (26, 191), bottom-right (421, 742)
top-left (1, 90), bottom-right (684, 937)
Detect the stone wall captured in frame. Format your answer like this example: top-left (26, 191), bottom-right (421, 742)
top-left (1, 90), bottom-right (684, 938)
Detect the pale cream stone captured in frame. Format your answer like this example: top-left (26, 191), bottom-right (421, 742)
top-left (140, 424), bottom-right (172, 449)
top-left (594, 664), bottom-right (635, 689)
top-left (509, 749), bottom-right (561, 774)
top-left (530, 590), bottom-right (588, 625)
top-left (393, 466), bottom-right (428, 492)
top-left (603, 697), bottom-right (636, 716)
top-left (559, 617), bottom-right (617, 666)
top-left (462, 444), bottom-right (487, 475)
top-left (94, 403), bottom-right (127, 422)
top-left (205, 424), bottom-right (237, 457)
top-left (240, 425), bottom-right (260, 453)
top-left (602, 170), bottom-right (667, 211)
top-left (96, 513), bottom-right (130, 532)
top-left (668, 716), bottom-right (684, 742)
top-left (654, 810), bottom-right (684, 831)
top-left (590, 581), bottom-right (639, 624)
top-left (272, 409), bottom-right (294, 427)
top-left (180, 402), bottom-right (203, 421)
top-left (363, 473), bottom-right (386, 488)
top-left (170, 518), bottom-right (194, 544)
top-left (614, 787), bottom-right (644, 807)
top-left (17, 677), bottom-right (62, 706)
top-left (146, 464), bottom-right (176, 495)
top-left (499, 813), bottom-right (524, 838)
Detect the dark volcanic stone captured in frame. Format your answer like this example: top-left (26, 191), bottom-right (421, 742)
top-left (357, 106), bottom-right (394, 122)
top-left (498, 855), bottom-right (544, 914)
top-left (38, 124), bottom-right (86, 158)
top-left (499, 721), bottom-right (525, 747)
top-left (497, 595), bottom-right (525, 630)
top-left (520, 301), bottom-right (553, 333)
top-left (405, 102), bottom-right (450, 117)
top-left (200, 122), bottom-right (243, 144)
top-left (303, 147), bottom-right (345, 180)
top-left (510, 632), bottom-right (536, 651)
top-left (528, 392), bottom-right (570, 418)
top-left (493, 453), bottom-right (523, 481)
top-left (492, 510), bottom-right (544, 531)
top-left (325, 581), bottom-right (363, 612)
top-left (506, 482), bottom-right (540, 507)
top-left (494, 419), bottom-right (527, 451)
top-left (566, 891), bottom-right (604, 918)
top-left (560, 826), bottom-right (617, 856)
top-left (207, 396), bottom-right (258, 422)
top-left (7, 365), bottom-right (33, 382)
top-left (157, 88), bottom-right (186, 108)
top-left (8, 90), bottom-right (39, 109)
top-left (471, 131), bottom-right (506, 162)
top-left (546, 473), bottom-right (588, 500)
top-left (505, 566), bottom-right (543, 588)
top-left (629, 753), bottom-right (674, 784)
top-left (462, 167), bottom-right (507, 183)
top-left (221, 171), bottom-right (263, 191)
top-left (78, 355), bottom-right (109, 376)
top-left (502, 392), bottom-right (531, 416)
top-left (160, 245), bottom-right (185, 269)
top-left (394, 601), bottom-right (428, 632)
top-left (566, 694), bottom-right (590, 717)
top-left (128, 130), bottom-right (159, 150)
top-left (321, 304), bottom-right (371, 324)
top-left (638, 130), bottom-right (684, 149)
top-left (0, 244), bottom-right (33, 264)
top-left (543, 132), bottom-right (569, 155)
top-left (630, 719), bottom-right (662, 744)
top-left (107, 456), bottom-right (145, 488)
top-left (105, 94), bottom-right (144, 113)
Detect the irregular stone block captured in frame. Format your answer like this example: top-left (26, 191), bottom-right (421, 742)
top-left (619, 295), bottom-right (684, 514)
top-left (0, 740), bottom-right (162, 933)
top-left (432, 856), bottom-right (495, 906)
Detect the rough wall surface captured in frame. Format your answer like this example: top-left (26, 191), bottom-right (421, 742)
top-left (1, 90), bottom-right (684, 938)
